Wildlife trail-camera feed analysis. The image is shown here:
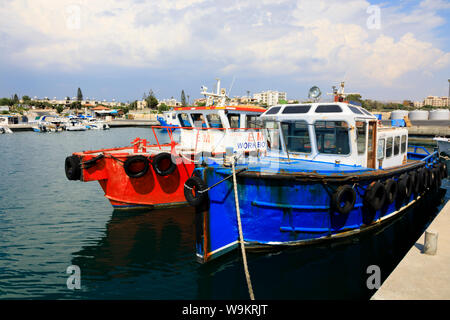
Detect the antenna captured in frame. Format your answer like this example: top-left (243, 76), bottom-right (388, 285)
top-left (228, 76), bottom-right (236, 97)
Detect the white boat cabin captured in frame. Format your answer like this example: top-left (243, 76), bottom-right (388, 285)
top-left (173, 105), bottom-right (265, 129)
top-left (260, 102), bottom-right (408, 170)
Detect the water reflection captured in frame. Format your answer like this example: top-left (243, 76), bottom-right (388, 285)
top-left (68, 188), bottom-right (445, 299)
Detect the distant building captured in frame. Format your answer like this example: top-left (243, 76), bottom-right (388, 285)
top-left (136, 100), bottom-right (147, 110)
top-left (413, 101), bottom-right (423, 108)
top-left (159, 98), bottom-right (181, 107)
top-left (0, 106), bottom-right (9, 112)
top-left (423, 96), bottom-right (449, 107)
top-left (253, 90), bottom-right (287, 106)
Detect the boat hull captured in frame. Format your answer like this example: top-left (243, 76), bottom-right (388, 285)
top-left (72, 147), bottom-right (195, 210)
top-left (194, 153), bottom-right (445, 263)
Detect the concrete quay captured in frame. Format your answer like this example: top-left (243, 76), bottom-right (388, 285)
top-left (371, 200), bottom-right (450, 300)
top-left (108, 119), bottom-right (159, 127)
top-left (7, 120), bottom-right (159, 131)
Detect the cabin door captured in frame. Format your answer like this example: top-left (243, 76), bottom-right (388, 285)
top-left (367, 121), bottom-right (377, 169)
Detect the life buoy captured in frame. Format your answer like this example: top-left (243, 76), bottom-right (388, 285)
top-left (184, 176), bottom-right (208, 207)
top-left (65, 155), bottom-right (81, 180)
top-left (384, 179), bottom-right (398, 205)
top-left (364, 181), bottom-right (386, 211)
top-left (123, 155), bottom-right (149, 178)
top-left (397, 173), bottom-right (412, 201)
top-left (152, 152), bottom-right (176, 176)
top-left (331, 185), bottom-right (356, 215)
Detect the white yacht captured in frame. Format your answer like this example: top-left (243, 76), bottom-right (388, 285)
top-left (0, 116), bottom-right (13, 134)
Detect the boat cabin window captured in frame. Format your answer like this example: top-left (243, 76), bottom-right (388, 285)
top-left (360, 108), bottom-right (373, 116)
top-left (315, 105), bottom-right (342, 113)
top-left (227, 113), bottom-right (240, 128)
top-left (246, 115), bottom-right (260, 128)
top-left (377, 139), bottom-right (385, 159)
top-left (349, 106), bottom-right (364, 115)
top-left (265, 107), bottom-right (281, 115)
top-left (206, 114), bottom-right (222, 128)
top-left (386, 137), bottom-right (393, 157)
top-left (263, 121), bottom-right (281, 151)
top-left (178, 113), bottom-right (191, 128)
top-left (401, 135), bottom-right (407, 153)
top-left (394, 136), bottom-right (400, 155)
top-left (356, 121), bottom-right (366, 154)
top-left (281, 121), bottom-right (311, 153)
top-left (191, 113), bottom-right (207, 128)
top-left (314, 121), bottom-right (350, 155)
top-left (282, 105), bottom-right (311, 114)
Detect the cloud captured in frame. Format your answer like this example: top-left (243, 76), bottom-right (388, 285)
top-left (0, 0), bottom-right (449, 92)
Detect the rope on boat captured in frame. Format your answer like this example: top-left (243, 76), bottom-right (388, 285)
top-left (231, 157), bottom-right (255, 301)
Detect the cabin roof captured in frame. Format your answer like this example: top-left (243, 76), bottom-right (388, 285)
top-left (260, 102), bottom-right (376, 120)
top-left (173, 105), bottom-right (266, 114)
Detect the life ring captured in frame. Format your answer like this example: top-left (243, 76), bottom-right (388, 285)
top-left (364, 181), bottom-right (386, 211)
top-left (397, 173), bottom-right (412, 201)
top-left (65, 155), bottom-right (81, 180)
top-left (330, 185), bottom-right (356, 215)
top-left (184, 176), bottom-right (208, 207)
top-left (384, 179), bottom-right (398, 205)
top-left (152, 152), bottom-right (176, 176)
top-left (123, 155), bottom-right (149, 178)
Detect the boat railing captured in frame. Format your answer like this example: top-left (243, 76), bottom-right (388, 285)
top-left (150, 125), bottom-right (267, 162)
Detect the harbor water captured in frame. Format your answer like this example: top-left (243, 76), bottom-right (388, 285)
top-left (0, 128), bottom-right (448, 300)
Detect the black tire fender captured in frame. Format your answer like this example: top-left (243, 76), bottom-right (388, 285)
top-left (384, 179), bottom-right (398, 204)
top-left (65, 155), bottom-right (81, 180)
top-left (152, 152), bottom-right (176, 176)
top-left (123, 155), bottom-right (149, 178)
top-left (330, 185), bottom-right (356, 215)
top-left (364, 181), bottom-right (386, 212)
top-left (184, 176), bottom-right (208, 207)
top-left (398, 173), bottom-right (412, 200)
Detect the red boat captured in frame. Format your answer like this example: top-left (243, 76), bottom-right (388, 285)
top-left (64, 103), bottom-right (266, 210)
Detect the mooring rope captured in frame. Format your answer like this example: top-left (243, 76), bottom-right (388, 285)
top-left (231, 157), bottom-right (255, 300)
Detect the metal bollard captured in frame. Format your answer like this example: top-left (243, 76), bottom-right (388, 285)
top-left (423, 230), bottom-right (438, 255)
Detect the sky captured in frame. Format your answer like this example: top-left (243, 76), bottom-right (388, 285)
top-left (0, 0), bottom-right (449, 103)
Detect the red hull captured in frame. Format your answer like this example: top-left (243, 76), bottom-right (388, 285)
top-left (73, 144), bottom-right (195, 210)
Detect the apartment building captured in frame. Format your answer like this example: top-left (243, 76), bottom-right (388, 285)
top-left (253, 90), bottom-right (287, 106)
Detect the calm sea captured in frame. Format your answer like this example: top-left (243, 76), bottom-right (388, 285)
top-left (0, 128), bottom-right (448, 300)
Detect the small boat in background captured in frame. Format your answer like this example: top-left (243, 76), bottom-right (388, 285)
top-left (0, 116), bottom-right (13, 134)
top-left (31, 115), bottom-right (65, 132)
top-left (85, 117), bottom-right (110, 130)
top-left (157, 111), bottom-right (179, 128)
top-left (65, 119), bottom-right (87, 131)
top-left (434, 137), bottom-right (450, 156)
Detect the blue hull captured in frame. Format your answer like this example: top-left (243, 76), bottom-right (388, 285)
top-left (157, 117), bottom-right (179, 129)
top-left (193, 151), bottom-right (444, 263)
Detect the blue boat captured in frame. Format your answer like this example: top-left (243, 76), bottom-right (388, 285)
top-left (184, 84), bottom-right (448, 263)
top-left (157, 111), bottom-right (180, 129)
